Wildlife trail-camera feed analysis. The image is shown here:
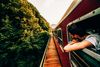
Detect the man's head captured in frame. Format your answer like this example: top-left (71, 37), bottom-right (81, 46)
top-left (68, 23), bottom-right (88, 41)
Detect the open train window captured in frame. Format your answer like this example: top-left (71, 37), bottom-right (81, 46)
top-left (67, 7), bottom-right (100, 51)
top-left (67, 7), bottom-right (100, 66)
top-left (56, 28), bottom-right (63, 46)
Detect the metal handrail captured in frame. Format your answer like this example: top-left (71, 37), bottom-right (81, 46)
top-left (39, 36), bottom-right (51, 67)
top-left (82, 48), bottom-right (100, 62)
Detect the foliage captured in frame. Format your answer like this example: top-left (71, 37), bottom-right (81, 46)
top-left (0, 0), bottom-right (50, 67)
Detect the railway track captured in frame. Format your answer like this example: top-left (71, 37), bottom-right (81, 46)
top-left (40, 36), bottom-right (62, 67)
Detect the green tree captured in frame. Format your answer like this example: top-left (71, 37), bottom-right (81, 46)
top-left (0, 0), bottom-right (50, 67)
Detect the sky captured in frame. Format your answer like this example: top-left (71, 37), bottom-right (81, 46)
top-left (28, 0), bottom-right (73, 26)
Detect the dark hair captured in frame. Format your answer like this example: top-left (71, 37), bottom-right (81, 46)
top-left (68, 23), bottom-right (87, 37)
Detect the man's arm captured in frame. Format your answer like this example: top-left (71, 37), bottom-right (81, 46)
top-left (64, 40), bottom-right (93, 52)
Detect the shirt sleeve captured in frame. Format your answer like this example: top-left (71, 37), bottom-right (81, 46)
top-left (85, 34), bottom-right (100, 50)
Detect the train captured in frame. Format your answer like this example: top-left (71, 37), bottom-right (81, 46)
top-left (53, 0), bottom-right (100, 67)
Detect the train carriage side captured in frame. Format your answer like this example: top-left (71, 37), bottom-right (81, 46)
top-left (54, 0), bottom-right (100, 67)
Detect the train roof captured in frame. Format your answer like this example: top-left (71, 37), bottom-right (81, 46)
top-left (55, 0), bottom-right (81, 29)
top-left (55, 0), bottom-right (100, 29)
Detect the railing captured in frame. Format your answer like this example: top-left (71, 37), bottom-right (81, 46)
top-left (39, 36), bottom-right (51, 67)
top-left (82, 48), bottom-right (100, 62)
top-left (71, 48), bottom-right (100, 67)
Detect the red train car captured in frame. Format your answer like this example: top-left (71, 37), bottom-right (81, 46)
top-left (53, 0), bottom-right (100, 67)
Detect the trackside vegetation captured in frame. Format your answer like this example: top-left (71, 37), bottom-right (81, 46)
top-left (0, 0), bottom-right (50, 67)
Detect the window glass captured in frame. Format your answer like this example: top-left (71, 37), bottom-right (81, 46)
top-left (57, 28), bottom-right (63, 46)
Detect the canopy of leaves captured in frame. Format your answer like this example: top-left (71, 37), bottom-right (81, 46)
top-left (0, 0), bottom-right (50, 67)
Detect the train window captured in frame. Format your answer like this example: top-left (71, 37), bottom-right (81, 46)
top-left (67, 14), bottom-right (100, 51)
top-left (67, 24), bottom-right (100, 67)
top-left (67, 30), bottom-right (72, 43)
top-left (67, 7), bottom-right (100, 50)
top-left (67, 7), bottom-right (100, 66)
top-left (56, 28), bottom-right (63, 46)
top-left (52, 30), bottom-right (57, 37)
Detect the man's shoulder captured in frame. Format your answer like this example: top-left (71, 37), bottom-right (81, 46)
top-left (86, 34), bottom-right (100, 39)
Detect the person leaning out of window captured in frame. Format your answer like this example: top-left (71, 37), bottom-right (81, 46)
top-left (64, 23), bottom-right (100, 52)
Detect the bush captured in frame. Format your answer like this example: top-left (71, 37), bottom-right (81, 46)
top-left (0, 0), bottom-right (50, 67)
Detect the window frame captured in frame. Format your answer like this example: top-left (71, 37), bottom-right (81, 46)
top-left (56, 28), bottom-right (64, 46)
top-left (66, 7), bottom-right (100, 66)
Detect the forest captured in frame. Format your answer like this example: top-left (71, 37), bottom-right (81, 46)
top-left (0, 0), bottom-right (50, 67)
